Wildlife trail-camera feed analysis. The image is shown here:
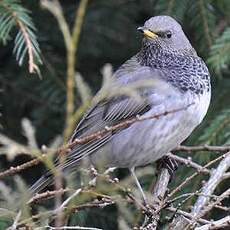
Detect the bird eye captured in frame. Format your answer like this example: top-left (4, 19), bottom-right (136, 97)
top-left (166, 31), bottom-right (172, 38)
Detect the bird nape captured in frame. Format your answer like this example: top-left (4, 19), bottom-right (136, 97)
top-left (30, 15), bottom-right (211, 204)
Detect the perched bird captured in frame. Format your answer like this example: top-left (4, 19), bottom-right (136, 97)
top-left (31, 16), bottom-right (211, 200)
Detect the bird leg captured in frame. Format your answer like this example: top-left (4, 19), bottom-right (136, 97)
top-left (156, 155), bottom-right (178, 181)
top-left (130, 167), bottom-right (147, 204)
top-left (104, 167), bottom-right (117, 175)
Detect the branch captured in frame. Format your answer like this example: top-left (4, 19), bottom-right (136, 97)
top-left (175, 145), bottom-right (230, 152)
top-left (168, 153), bottom-right (210, 174)
top-left (189, 188), bottom-right (230, 229)
top-left (145, 151), bottom-right (226, 229)
top-left (167, 152), bottom-right (228, 199)
top-left (169, 152), bottom-right (230, 229)
top-left (195, 216), bottom-right (230, 230)
top-left (148, 168), bottom-right (171, 229)
top-left (41, 0), bottom-right (72, 48)
top-left (46, 226), bottom-right (102, 230)
top-left (41, 0), bottom-right (89, 141)
top-left (65, 103), bottom-right (194, 152)
top-left (0, 104), bottom-right (193, 179)
top-left (191, 151), bottom-right (230, 216)
top-left (167, 207), bottom-right (210, 228)
top-left (28, 188), bottom-right (71, 204)
top-left (55, 188), bottom-right (82, 213)
top-left (0, 154), bottom-right (46, 178)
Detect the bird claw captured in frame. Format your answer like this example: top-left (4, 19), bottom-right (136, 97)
top-left (157, 155), bottom-right (179, 181)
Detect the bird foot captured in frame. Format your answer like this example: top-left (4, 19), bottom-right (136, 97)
top-left (157, 155), bottom-right (178, 181)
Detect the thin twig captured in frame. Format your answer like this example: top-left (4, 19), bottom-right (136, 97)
top-left (188, 188), bottom-right (230, 229)
top-left (0, 154), bottom-right (46, 178)
top-left (170, 152), bottom-right (230, 229)
top-left (28, 188), bottom-right (71, 204)
top-left (41, 0), bottom-right (72, 48)
top-left (167, 207), bottom-right (210, 225)
top-left (175, 145), bottom-right (230, 152)
top-left (64, 103), bottom-right (194, 152)
top-left (44, 226), bottom-right (102, 230)
top-left (55, 188), bottom-right (82, 212)
top-left (168, 153), bottom-right (210, 173)
top-left (148, 168), bottom-right (170, 229)
top-left (166, 192), bottom-right (220, 206)
top-left (167, 152), bottom-right (228, 199)
top-left (8, 210), bottom-right (21, 230)
top-left (214, 204), bottom-right (230, 212)
top-left (192, 152), bottom-right (230, 216)
top-left (0, 104), bottom-right (193, 179)
top-left (195, 216), bottom-right (230, 230)
top-left (65, 0), bottom-right (88, 141)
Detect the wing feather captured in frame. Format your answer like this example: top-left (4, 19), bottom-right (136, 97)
top-left (63, 56), bottom-right (180, 171)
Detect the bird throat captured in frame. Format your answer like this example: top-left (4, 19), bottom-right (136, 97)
top-left (137, 40), bottom-right (195, 67)
top-left (137, 41), bottom-right (211, 95)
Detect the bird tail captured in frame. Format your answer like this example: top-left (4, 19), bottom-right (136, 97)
top-left (29, 173), bottom-right (53, 195)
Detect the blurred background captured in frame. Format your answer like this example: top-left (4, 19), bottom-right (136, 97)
top-left (0, 0), bottom-right (230, 229)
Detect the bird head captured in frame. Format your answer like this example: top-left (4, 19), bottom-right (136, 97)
top-left (138, 16), bottom-right (195, 55)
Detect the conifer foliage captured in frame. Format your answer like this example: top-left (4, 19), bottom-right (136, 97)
top-left (0, 0), bottom-right (42, 74)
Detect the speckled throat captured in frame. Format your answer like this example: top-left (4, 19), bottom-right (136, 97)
top-left (137, 42), bottom-right (211, 95)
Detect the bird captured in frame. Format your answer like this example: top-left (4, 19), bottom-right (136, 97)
top-left (30, 16), bottom-right (211, 201)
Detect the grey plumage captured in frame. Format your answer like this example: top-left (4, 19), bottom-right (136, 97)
top-left (30, 15), bottom-right (211, 194)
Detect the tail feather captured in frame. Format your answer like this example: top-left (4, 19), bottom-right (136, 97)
top-left (29, 174), bottom-right (53, 195)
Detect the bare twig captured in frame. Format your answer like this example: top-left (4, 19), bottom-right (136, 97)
top-left (195, 216), bottom-right (230, 230)
top-left (149, 168), bottom-right (171, 229)
top-left (0, 154), bottom-right (46, 178)
top-left (168, 153), bottom-right (210, 173)
top-left (64, 0), bottom-right (89, 141)
top-left (188, 188), bottom-right (230, 229)
top-left (214, 204), bottom-right (230, 212)
top-left (0, 104), bottom-right (193, 179)
top-left (41, 0), bottom-right (72, 48)
top-left (167, 152), bottom-right (228, 199)
top-left (8, 210), bottom-right (21, 230)
top-left (192, 152), bottom-right (230, 216)
top-left (41, 0), bottom-right (89, 141)
top-left (65, 103), bottom-right (194, 152)
top-left (167, 207), bottom-right (210, 225)
top-left (55, 188), bottom-right (82, 213)
top-left (44, 226), bottom-right (102, 230)
top-left (166, 192), bottom-right (220, 207)
top-left (28, 188), bottom-right (71, 204)
top-left (175, 145), bottom-right (230, 152)
top-left (169, 152), bottom-right (230, 229)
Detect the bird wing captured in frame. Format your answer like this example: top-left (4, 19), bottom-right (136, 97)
top-left (63, 57), bottom-right (181, 170)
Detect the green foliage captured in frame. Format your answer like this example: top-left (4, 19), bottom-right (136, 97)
top-left (199, 108), bottom-right (230, 145)
top-left (208, 27), bottom-right (230, 72)
top-left (0, 0), bottom-right (42, 74)
top-left (156, 0), bottom-right (190, 19)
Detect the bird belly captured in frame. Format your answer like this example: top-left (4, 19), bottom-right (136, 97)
top-left (109, 110), bottom-right (195, 168)
top-left (90, 92), bottom-right (210, 169)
